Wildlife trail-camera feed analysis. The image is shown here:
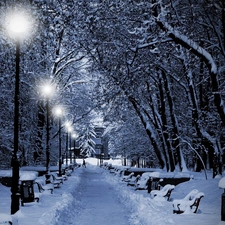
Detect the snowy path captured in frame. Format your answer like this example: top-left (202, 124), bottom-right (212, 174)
top-left (56, 166), bottom-right (134, 225)
top-left (1, 160), bottom-right (222, 225)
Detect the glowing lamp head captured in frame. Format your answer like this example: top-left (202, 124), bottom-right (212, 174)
top-left (42, 83), bottom-right (54, 97)
top-left (72, 133), bottom-right (77, 139)
top-left (8, 13), bottom-right (29, 35)
top-left (55, 107), bottom-right (63, 117)
top-left (65, 121), bottom-right (70, 128)
top-left (65, 121), bottom-right (72, 132)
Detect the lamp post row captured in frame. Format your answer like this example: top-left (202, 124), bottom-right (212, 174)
top-left (8, 11), bottom-right (78, 215)
top-left (45, 97), bottom-right (78, 176)
top-left (52, 107), bottom-right (77, 177)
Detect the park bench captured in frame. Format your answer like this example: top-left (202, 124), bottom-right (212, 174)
top-left (45, 174), bottom-right (63, 188)
top-left (35, 180), bottom-right (54, 194)
top-left (173, 191), bottom-right (204, 214)
top-left (135, 175), bottom-right (149, 190)
top-left (60, 174), bottom-right (68, 181)
top-left (51, 173), bottom-right (64, 184)
top-left (122, 172), bottom-right (134, 182)
top-left (127, 175), bottom-right (141, 187)
top-left (117, 169), bottom-right (124, 177)
top-left (114, 168), bottom-right (124, 176)
top-left (65, 169), bottom-right (73, 176)
top-left (110, 167), bottom-right (120, 176)
top-left (150, 184), bottom-right (175, 201)
top-left (56, 171), bottom-right (68, 181)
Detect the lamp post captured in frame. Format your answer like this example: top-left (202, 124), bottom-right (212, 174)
top-left (72, 133), bottom-right (77, 163)
top-left (8, 12), bottom-right (29, 215)
top-left (54, 106), bottom-right (63, 176)
top-left (65, 122), bottom-right (72, 167)
top-left (68, 127), bottom-right (73, 164)
top-left (42, 84), bottom-right (54, 174)
top-left (11, 35), bottom-right (20, 216)
top-left (65, 130), bottom-right (68, 166)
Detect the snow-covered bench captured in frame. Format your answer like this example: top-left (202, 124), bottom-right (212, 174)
top-left (127, 175), bottom-right (141, 187)
top-left (50, 173), bottom-right (64, 186)
top-left (173, 190), bottom-right (204, 214)
top-left (56, 172), bottom-right (68, 181)
top-left (150, 184), bottom-right (175, 201)
top-left (65, 169), bottom-right (73, 176)
top-left (135, 175), bottom-right (149, 190)
top-left (35, 180), bottom-right (54, 194)
top-left (114, 169), bottom-right (124, 177)
top-left (122, 172), bottom-right (134, 182)
top-left (45, 174), bottom-right (63, 188)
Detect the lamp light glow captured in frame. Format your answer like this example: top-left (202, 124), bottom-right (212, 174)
top-left (54, 106), bottom-right (63, 117)
top-left (68, 126), bottom-right (73, 133)
top-left (72, 133), bottom-right (77, 139)
top-left (8, 14), bottom-right (29, 34)
top-left (65, 121), bottom-right (71, 129)
top-left (42, 83), bottom-right (54, 97)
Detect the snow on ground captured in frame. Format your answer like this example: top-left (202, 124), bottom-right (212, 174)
top-left (0, 158), bottom-right (224, 225)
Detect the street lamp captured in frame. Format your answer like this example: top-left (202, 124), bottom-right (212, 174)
top-left (7, 12), bottom-right (30, 215)
top-left (54, 106), bottom-right (63, 176)
top-left (68, 127), bottom-right (73, 164)
top-left (41, 83), bottom-right (54, 174)
top-left (65, 122), bottom-right (72, 167)
top-left (72, 133), bottom-right (78, 163)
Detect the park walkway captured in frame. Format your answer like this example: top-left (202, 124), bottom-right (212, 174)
top-left (56, 165), bottom-right (135, 225)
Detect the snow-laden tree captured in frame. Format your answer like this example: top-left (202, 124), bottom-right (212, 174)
top-left (30, 0), bottom-right (99, 166)
top-left (0, 0), bottom-right (97, 167)
top-left (75, 0), bottom-right (225, 174)
top-left (0, 0), bottom-right (224, 176)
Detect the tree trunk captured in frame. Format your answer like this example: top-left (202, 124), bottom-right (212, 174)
top-left (158, 74), bottom-right (175, 171)
top-left (128, 96), bottom-right (165, 169)
top-left (161, 68), bottom-right (182, 171)
top-left (34, 100), bottom-right (45, 164)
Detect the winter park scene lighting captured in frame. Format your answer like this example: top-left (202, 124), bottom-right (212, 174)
top-left (0, 1), bottom-right (225, 225)
top-left (8, 14), bottom-right (29, 35)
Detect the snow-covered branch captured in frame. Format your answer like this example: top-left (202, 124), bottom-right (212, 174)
top-left (157, 20), bottom-right (217, 74)
top-left (155, 5), bottom-right (225, 126)
top-left (53, 55), bottom-right (85, 77)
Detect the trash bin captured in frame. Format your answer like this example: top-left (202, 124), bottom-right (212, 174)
top-left (20, 180), bottom-right (35, 206)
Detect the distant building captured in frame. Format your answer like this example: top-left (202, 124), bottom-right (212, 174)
top-left (91, 126), bottom-right (109, 160)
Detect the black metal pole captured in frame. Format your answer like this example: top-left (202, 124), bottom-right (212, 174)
top-left (46, 97), bottom-right (50, 173)
top-left (58, 117), bottom-right (62, 176)
top-left (69, 133), bottom-right (72, 164)
top-left (73, 138), bottom-right (76, 163)
top-left (66, 132), bottom-right (68, 167)
top-left (11, 40), bottom-right (20, 215)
